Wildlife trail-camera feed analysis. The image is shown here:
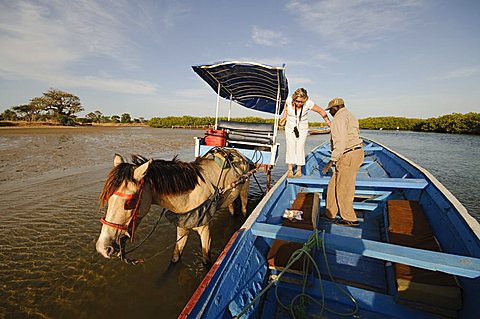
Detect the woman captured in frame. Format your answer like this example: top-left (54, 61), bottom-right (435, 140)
top-left (279, 88), bottom-right (331, 178)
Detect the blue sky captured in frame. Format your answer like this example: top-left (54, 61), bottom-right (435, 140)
top-left (1, 0), bottom-right (479, 120)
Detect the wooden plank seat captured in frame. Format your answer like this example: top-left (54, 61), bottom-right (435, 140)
top-left (387, 200), bottom-right (462, 318)
top-left (288, 176), bottom-right (428, 189)
top-left (217, 120), bottom-right (274, 146)
top-left (267, 192), bottom-right (319, 274)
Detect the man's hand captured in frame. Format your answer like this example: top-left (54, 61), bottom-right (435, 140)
top-left (322, 160), bottom-right (334, 174)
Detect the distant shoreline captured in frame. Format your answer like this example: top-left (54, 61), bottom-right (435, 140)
top-left (0, 120), bottom-right (148, 129)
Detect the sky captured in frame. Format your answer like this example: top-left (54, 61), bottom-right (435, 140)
top-left (1, 0), bottom-right (479, 120)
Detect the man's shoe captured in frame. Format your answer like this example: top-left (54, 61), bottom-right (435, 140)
top-left (320, 215), bottom-right (335, 222)
top-left (288, 170), bottom-right (294, 178)
top-left (335, 219), bottom-right (359, 227)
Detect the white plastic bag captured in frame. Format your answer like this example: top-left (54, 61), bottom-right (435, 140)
top-left (283, 209), bottom-right (303, 221)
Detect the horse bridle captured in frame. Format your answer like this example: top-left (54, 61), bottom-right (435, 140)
top-left (100, 179), bottom-right (145, 242)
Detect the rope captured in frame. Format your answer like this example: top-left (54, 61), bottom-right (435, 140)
top-left (117, 208), bottom-right (167, 265)
top-left (234, 229), bottom-right (358, 318)
top-left (252, 173), bottom-right (265, 197)
top-left (126, 208), bottom-right (166, 254)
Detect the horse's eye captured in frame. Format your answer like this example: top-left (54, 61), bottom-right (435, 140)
top-left (124, 197), bottom-right (138, 210)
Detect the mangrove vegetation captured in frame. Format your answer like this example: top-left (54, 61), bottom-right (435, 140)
top-left (358, 113), bottom-right (480, 134)
top-left (147, 113), bottom-right (479, 135)
top-left (2, 90), bottom-right (478, 134)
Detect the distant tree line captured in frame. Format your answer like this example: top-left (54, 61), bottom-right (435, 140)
top-left (0, 88), bottom-right (144, 126)
top-left (3, 91), bottom-right (477, 134)
top-left (149, 113), bottom-right (479, 134)
top-left (1, 89), bottom-right (83, 126)
top-left (148, 116), bottom-right (274, 128)
top-left (82, 111), bottom-right (144, 124)
top-left (359, 113), bottom-right (479, 134)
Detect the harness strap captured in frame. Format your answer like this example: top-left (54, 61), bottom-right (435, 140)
top-left (100, 179), bottom-right (145, 242)
top-left (130, 179), bottom-right (145, 241)
top-left (100, 217), bottom-right (129, 231)
top-left (113, 192), bottom-right (134, 200)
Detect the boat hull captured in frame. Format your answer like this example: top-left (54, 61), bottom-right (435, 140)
top-left (181, 137), bottom-right (480, 318)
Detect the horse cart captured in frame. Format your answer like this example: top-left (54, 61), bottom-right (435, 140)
top-left (192, 61), bottom-right (289, 190)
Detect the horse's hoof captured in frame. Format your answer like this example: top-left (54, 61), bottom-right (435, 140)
top-left (171, 254), bottom-right (181, 264)
top-left (201, 253), bottom-right (212, 265)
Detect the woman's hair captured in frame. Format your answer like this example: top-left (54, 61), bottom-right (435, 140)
top-left (292, 88), bottom-right (308, 101)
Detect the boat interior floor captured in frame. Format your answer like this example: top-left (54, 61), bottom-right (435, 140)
top-left (261, 163), bottom-right (462, 317)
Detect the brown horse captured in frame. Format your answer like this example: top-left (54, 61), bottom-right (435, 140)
top-left (95, 148), bottom-right (251, 265)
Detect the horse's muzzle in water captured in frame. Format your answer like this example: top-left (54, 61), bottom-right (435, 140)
top-left (96, 234), bottom-right (128, 259)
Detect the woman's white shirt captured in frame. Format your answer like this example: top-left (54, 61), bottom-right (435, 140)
top-left (285, 96), bottom-right (315, 130)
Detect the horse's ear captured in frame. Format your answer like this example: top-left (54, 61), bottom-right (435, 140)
top-left (114, 154), bottom-right (124, 167)
top-left (134, 159), bottom-right (151, 181)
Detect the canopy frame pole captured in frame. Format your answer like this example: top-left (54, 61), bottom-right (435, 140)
top-left (214, 81), bottom-right (221, 129)
top-left (272, 69), bottom-right (282, 145)
top-left (228, 94), bottom-right (232, 120)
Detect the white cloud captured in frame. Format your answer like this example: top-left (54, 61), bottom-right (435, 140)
top-left (286, 0), bottom-right (425, 51)
top-left (175, 87), bottom-right (213, 99)
top-left (252, 26), bottom-right (288, 47)
top-left (430, 66), bottom-right (480, 81)
top-left (0, 0), bottom-right (186, 95)
top-left (288, 76), bottom-right (312, 85)
top-left (73, 75), bottom-right (158, 95)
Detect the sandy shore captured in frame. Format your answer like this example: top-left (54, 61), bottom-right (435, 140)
top-left (0, 126), bottom-right (195, 183)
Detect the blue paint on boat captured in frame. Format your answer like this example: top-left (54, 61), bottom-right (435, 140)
top-left (180, 138), bottom-right (480, 318)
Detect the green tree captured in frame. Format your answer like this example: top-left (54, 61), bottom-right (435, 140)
top-left (111, 115), bottom-right (120, 123)
top-left (42, 89), bottom-right (84, 118)
top-left (86, 110), bottom-right (103, 123)
top-left (1, 109), bottom-right (18, 121)
top-left (13, 102), bottom-right (43, 122)
top-left (120, 113), bottom-right (131, 123)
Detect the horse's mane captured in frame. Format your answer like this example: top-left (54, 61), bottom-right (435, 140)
top-left (99, 162), bottom-right (136, 208)
top-left (99, 155), bottom-right (205, 206)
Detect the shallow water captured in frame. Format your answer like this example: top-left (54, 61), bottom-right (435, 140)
top-left (0, 127), bottom-right (478, 318)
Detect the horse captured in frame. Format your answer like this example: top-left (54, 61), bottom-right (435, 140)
top-left (95, 148), bottom-right (251, 265)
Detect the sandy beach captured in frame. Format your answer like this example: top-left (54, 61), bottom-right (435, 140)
top-left (0, 126), bottom-right (194, 184)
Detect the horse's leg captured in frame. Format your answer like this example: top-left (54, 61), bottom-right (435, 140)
top-left (240, 179), bottom-right (250, 216)
top-left (228, 200), bottom-right (236, 216)
top-left (172, 227), bottom-right (189, 263)
top-left (193, 224), bottom-right (211, 265)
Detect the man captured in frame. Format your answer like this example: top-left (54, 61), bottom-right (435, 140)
top-left (321, 98), bottom-right (364, 227)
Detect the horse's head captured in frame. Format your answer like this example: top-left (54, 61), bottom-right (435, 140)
top-left (95, 154), bottom-right (153, 259)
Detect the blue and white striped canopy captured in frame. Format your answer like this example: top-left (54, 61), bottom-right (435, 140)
top-left (192, 61), bottom-right (289, 114)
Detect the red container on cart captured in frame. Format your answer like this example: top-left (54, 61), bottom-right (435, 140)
top-left (204, 129), bottom-right (227, 147)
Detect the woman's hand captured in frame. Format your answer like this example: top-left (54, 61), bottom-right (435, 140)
top-left (279, 118), bottom-right (286, 126)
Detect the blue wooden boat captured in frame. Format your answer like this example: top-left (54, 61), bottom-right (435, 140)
top-left (180, 138), bottom-right (480, 318)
